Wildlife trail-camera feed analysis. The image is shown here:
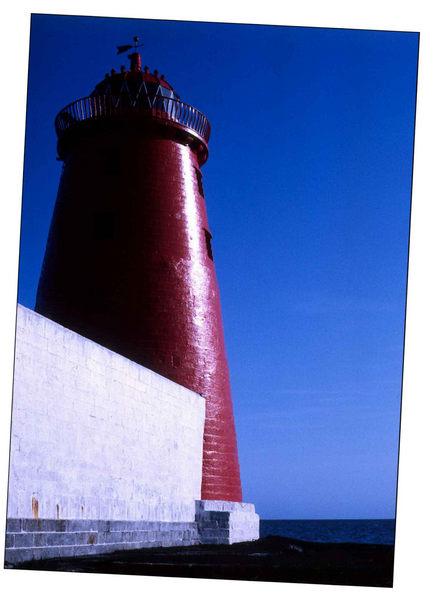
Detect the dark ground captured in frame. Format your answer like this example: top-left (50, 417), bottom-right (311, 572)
top-left (9, 535), bottom-right (395, 587)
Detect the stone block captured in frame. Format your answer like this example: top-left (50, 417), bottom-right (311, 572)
top-left (98, 531), bottom-right (123, 544)
top-left (67, 519), bottom-right (100, 532)
top-left (195, 500), bottom-right (259, 545)
top-left (5, 548), bottom-right (35, 564)
top-left (94, 520), bottom-right (110, 532)
top-left (72, 544), bottom-right (96, 557)
top-left (21, 519), bottom-right (44, 532)
top-left (33, 519), bottom-right (67, 532)
top-left (57, 545), bottom-right (78, 558)
top-left (13, 533), bottom-right (34, 548)
top-left (6, 519), bottom-right (22, 533)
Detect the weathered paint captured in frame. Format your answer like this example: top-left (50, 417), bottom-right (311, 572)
top-left (35, 56), bottom-right (242, 502)
top-left (31, 497), bottom-right (39, 519)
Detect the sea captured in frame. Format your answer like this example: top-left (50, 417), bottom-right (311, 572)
top-left (260, 519), bottom-right (395, 546)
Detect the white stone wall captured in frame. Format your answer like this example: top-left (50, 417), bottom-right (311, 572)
top-left (8, 305), bottom-right (205, 523)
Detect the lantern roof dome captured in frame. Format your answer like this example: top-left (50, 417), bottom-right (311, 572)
top-left (91, 52), bottom-right (179, 103)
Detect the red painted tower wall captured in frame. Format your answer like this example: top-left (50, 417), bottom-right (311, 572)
top-left (35, 65), bottom-right (242, 501)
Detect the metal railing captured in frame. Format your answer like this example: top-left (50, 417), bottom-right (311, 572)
top-left (55, 95), bottom-right (211, 142)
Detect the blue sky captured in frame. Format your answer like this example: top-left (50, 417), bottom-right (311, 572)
top-left (18, 14), bottom-right (418, 518)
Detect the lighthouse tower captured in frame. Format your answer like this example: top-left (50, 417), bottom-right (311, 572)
top-left (36, 42), bottom-right (242, 503)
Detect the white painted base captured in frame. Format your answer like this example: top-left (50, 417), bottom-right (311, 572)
top-left (195, 500), bottom-right (260, 544)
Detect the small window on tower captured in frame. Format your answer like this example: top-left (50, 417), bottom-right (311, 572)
top-left (92, 211), bottom-right (116, 241)
top-left (195, 168), bottom-right (204, 197)
top-left (203, 228), bottom-right (213, 261)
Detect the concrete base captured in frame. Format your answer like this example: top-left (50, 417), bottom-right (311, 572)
top-left (4, 518), bottom-right (200, 565)
top-left (196, 500), bottom-right (260, 544)
top-left (5, 503), bottom-right (260, 564)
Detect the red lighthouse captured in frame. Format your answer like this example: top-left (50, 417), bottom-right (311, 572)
top-left (36, 42), bottom-right (242, 502)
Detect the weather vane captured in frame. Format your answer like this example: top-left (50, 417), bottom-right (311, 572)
top-left (116, 36), bottom-right (144, 55)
